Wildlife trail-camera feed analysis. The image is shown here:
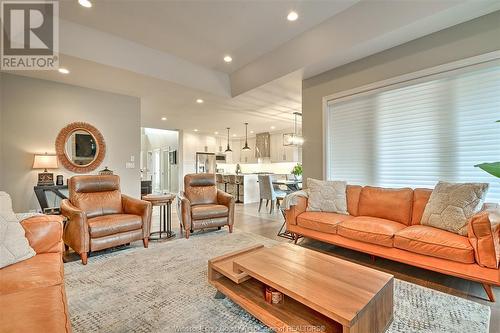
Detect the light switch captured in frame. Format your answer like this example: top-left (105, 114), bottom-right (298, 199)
top-left (130, 155), bottom-right (135, 162)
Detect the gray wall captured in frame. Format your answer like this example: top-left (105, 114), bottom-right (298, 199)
top-left (1, 74), bottom-right (141, 212)
top-left (302, 11), bottom-right (500, 181)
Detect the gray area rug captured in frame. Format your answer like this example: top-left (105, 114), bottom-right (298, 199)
top-left (64, 230), bottom-right (490, 333)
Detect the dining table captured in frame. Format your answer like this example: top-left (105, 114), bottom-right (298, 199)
top-left (272, 179), bottom-right (302, 191)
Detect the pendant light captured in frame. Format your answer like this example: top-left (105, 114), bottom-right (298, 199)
top-left (283, 112), bottom-right (304, 146)
top-left (225, 127), bottom-right (232, 152)
top-left (242, 122), bottom-right (251, 151)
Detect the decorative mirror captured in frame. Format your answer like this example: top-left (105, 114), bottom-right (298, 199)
top-left (55, 122), bottom-right (106, 173)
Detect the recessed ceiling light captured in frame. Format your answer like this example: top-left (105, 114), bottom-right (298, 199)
top-left (161, 117), bottom-right (167, 121)
top-left (287, 11), bottom-right (298, 21)
top-left (223, 55), bottom-right (232, 63)
top-left (250, 130), bottom-right (254, 134)
top-left (196, 98), bottom-right (204, 104)
top-left (232, 134), bottom-right (237, 137)
top-left (194, 129), bottom-right (199, 132)
top-left (214, 131), bottom-right (219, 135)
top-left (270, 126), bottom-right (276, 130)
top-left (78, 0), bottom-right (92, 8)
top-left (58, 68), bottom-right (69, 74)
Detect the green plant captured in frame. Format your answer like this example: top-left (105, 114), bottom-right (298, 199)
top-left (291, 163), bottom-right (303, 176)
top-left (474, 120), bottom-right (500, 178)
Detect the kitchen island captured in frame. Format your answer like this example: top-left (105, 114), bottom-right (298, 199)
top-left (216, 173), bottom-right (259, 204)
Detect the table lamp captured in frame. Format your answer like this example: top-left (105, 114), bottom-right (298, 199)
top-left (33, 153), bottom-right (58, 186)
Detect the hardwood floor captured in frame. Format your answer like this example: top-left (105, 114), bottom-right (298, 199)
top-left (63, 201), bottom-right (499, 331)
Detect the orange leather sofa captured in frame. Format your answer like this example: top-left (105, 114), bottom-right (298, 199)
top-left (285, 185), bottom-right (500, 302)
top-left (0, 215), bottom-right (72, 332)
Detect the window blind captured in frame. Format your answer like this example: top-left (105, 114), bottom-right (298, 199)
top-left (326, 64), bottom-right (500, 202)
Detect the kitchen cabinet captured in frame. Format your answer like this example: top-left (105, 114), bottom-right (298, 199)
top-left (270, 133), bottom-right (301, 163)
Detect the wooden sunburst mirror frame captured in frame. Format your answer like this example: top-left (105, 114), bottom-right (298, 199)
top-left (55, 122), bottom-right (106, 173)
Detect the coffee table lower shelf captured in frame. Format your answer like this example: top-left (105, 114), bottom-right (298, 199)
top-left (211, 275), bottom-right (342, 333)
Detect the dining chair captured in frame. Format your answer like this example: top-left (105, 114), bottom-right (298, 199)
top-left (257, 175), bottom-right (287, 213)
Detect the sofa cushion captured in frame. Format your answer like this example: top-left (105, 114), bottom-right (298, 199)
top-left (358, 186), bottom-right (414, 225)
top-left (346, 185), bottom-right (362, 216)
top-left (337, 216), bottom-right (407, 247)
top-left (306, 179), bottom-right (348, 214)
top-left (420, 181), bottom-right (489, 236)
top-left (191, 204), bottom-right (228, 220)
top-left (412, 188), bottom-right (432, 225)
top-left (88, 214), bottom-right (142, 238)
top-left (0, 253), bottom-right (63, 295)
top-left (395, 225), bottom-right (474, 264)
top-left (297, 212), bottom-right (354, 234)
top-left (0, 285), bottom-right (71, 333)
top-left (0, 211), bottom-right (36, 269)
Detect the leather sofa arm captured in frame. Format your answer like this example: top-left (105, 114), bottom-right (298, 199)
top-left (217, 190), bottom-right (235, 226)
top-left (285, 196), bottom-right (308, 227)
top-left (468, 210), bottom-right (499, 269)
top-left (21, 215), bottom-right (64, 254)
top-left (122, 195), bottom-right (152, 238)
top-left (177, 192), bottom-right (192, 231)
top-left (61, 199), bottom-right (89, 255)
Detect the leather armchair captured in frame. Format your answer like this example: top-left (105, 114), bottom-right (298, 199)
top-left (61, 175), bottom-right (152, 264)
top-left (177, 173), bottom-right (234, 239)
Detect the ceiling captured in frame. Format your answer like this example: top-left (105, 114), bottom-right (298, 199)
top-left (59, 0), bottom-right (359, 73)
top-left (3, 0), bottom-right (499, 136)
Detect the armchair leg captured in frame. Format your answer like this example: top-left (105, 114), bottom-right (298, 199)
top-left (293, 233), bottom-right (299, 244)
top-left (229, 225), bottom-right (233, 233)
top-left (143, 238), bottom-right (149, 248)
top-left (185, 230), bottom-right (190, 239)
top-left (482, 283), bottom-right (496, 302)
top-left (80, 252), bottom-right (88, 265)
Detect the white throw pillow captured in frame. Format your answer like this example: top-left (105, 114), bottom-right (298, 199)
top-left (0, 200), bottom-right (36, 269)
top-left (420, 181), bottom-right (489, 236)
top-left (306, 178), bottom-right (348, 214)
top-left (0, 191), bottom-right (14, 214)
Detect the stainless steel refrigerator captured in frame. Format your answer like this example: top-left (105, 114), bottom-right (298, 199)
top-left (196, 152), bottom-right (216, 173)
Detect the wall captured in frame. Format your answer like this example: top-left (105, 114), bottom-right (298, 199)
top-left (1, 74), bottom-right (141, 212)
top-left (179, 131), bottom-right (218, 188)
top-left (0, 74), bottom-right (3, 189)
top-left (302, 11), bottom-right (500, 181)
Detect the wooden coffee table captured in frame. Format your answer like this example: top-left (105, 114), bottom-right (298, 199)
top-left (208, 243), bottom-right (394, 333)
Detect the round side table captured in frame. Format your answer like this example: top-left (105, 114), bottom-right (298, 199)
top-left (142, 194), bottom-right (176, 240)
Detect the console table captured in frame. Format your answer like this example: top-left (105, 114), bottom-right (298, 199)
top-left (34, 185), bottom-right (68, 210)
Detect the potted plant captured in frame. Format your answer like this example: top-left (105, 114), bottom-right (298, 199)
top-left (475, 120), bottom-right (500, 179)
top-left (291, 163), bottom-right (303, 181)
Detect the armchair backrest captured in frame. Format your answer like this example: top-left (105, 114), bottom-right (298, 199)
top-left (68, 175), bottom-right (122, 218)
top-left (184, 173), bottom-right (217, 205)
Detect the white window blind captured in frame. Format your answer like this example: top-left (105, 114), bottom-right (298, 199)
top-left (327, 64), bottom-right (500, 202)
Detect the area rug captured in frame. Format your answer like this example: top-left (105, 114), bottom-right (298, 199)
top-left (64, 230), bottom-right (490, 333)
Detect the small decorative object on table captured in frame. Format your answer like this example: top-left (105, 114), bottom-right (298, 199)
top-left (264, 286), bottom-right (284, 305)
top-left (56, 175), bottom-right (64, 186)
top-left (99, 166), bottom-right (114, 175)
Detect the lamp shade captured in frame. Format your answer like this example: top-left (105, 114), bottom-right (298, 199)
top-left (33, 154), bottom-right (58, 170)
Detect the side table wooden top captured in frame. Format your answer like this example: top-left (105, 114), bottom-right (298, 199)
top-left (141, 193), bottom-right (176, 204)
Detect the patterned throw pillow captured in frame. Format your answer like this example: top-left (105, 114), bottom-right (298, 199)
top-left (420, 181), bottom-right (489, 236)
top-left (306, 178), bottom-right (348, 214)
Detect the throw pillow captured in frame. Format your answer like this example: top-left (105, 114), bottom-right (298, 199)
top-left (420, 181), bottom-right (489, 235)
top-left (0, 191), bottom-right (14, 214)
top-left (306, 178), bottom-right (348, 214)
top-left (0, 211), bottom-right (36, 269)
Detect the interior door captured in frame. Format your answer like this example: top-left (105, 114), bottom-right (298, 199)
top-left (152, 149), bottom-right (161, 193)
top-left (162, 149), bottom-right (170, 192)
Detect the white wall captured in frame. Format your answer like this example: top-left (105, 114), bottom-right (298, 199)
top-left (179, 131), bottom-right (218, 189)
top-left (1, 74), bottom-right (141, 212)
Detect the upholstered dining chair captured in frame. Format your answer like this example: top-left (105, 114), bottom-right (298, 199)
top-left (177, 173), bottom-right (235, 239)
top-left (258, 175), bottom-right (288, 213)
top-left (61, 175), bottom-right (152, 265)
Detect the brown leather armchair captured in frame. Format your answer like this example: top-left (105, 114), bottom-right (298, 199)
top-left (178, 173), bottom-right (235, 239)
top-left (61, 175), bottom-right (152, 264)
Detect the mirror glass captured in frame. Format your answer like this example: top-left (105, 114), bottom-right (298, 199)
top-left (64, 129), bottom-right (98, 166)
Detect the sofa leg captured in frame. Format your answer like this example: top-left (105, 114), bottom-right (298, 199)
top-left (293, 233), bottom-right (299, 244)
top-left (143, 238), bottom-right (149, 248)
top-left (80, 252), bottom-right (88, 265)
top-left (64, 243), bottom-right (69, 252)
top-left (482, 283), bottom-right (496, 302)
top-left (370, 255), bottom-right (376, 262)
top-left (229, 225), bottom-right (233, 233)
top-left (185, 230), bottom-right (190, 239)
